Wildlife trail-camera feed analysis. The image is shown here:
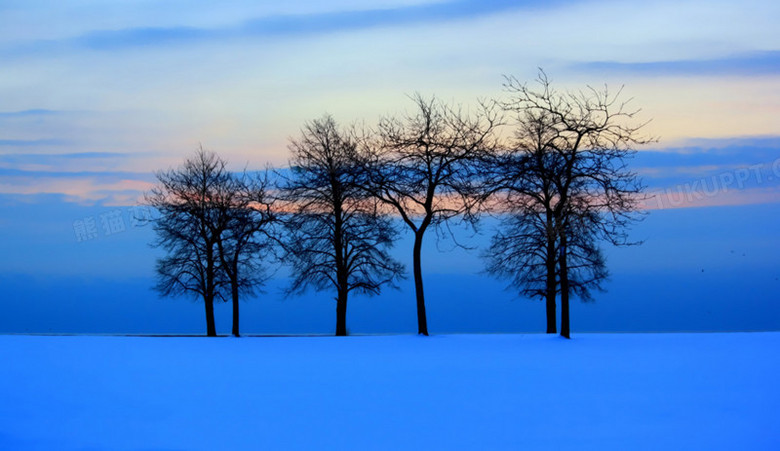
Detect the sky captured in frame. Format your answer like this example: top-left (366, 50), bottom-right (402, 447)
top-left (0, 0), bottom-right (778, 334)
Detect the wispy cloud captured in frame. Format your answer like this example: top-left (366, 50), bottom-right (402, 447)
top-left (637, 136), bottom-right (780, 169)
top-left (642, 186), bottom-right (780, 210)
top-left (0, 151), bottom-right (156, 205)
top-left (0, 152), bottom-right (160, 178)
top-left (0, 168), bottom-right (152, 180)
top-left (0, 109), bottom-right (63, 118)
top-left (576, 51), bottom-right (780, 76)
top-left (3, 136), bottom-right (776, 209)
top-left (0, 174), bottom-right (153, 206)
top-left (2, 0), bottom-right (559, 55)
top-left (0, 139), bottom-right (70, 147)
top-left (0, 152), bottom-right (136, 163)
top-left (636, 136), bottom-right (780, 209)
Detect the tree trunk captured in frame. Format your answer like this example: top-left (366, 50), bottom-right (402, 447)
top-left (205, 294), bottom-right (217, 337)
top-left (545, 281), bottom-right (557, 334)
top-left (335, 290), bottom-right (348, 336)
top-left (559, 234), bottom-right (570, 339)
top-left (545, 209), bottom-right (557, 333)
top-left (205, 244), bottom-right (217, 337)
top-left (412, 231), bottom-right (429, 336)
top-left (231, 281), bottom-right (240, 337)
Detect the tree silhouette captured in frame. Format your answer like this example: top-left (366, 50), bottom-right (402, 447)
top-left (487, 70), bottom-right (650, 338)
top-left (213, 170), bottom-right (276, 337)
top-left (147, 148), bottom-right (275, 336)
top-left (279, 115), bottom-right (404, 336)
top-left (147, 148), bottom-right (230, 336)
top-left (483, 109), bottom-right (564, 333)
top-left (362, 94), bottom-right (500, 335)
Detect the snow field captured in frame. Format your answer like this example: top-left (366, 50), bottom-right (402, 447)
top-left (1, 333), bottom-right (777, 450)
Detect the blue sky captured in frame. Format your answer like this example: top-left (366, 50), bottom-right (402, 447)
top-left (0, 0), bottom-right (778, 333)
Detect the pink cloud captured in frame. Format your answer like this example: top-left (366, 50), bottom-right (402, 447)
top-left (0, 176), bottom-right (153, 206)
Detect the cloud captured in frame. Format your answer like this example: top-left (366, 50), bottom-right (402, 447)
top-left (637, 137), bottom-right (780, 169)
top-left (576, 51), bottom-right (780, 76)
top-left (0, 139), bottom-right (70, 147)
top-left (0, 173), bottom-right (153, 206)
top-left (643, 186), bottom-right (780, 210)
top-left (2, 135), bottom-right (777, 208)
top-left (0, 151), bottom-right (134, 167)
top-left (0, 151), bottom-right (156, 205)
top-left (634, 136), bottom-right (780, 209)
top-left (2, 0), bottom-right (558, 55)
top-left (0, 109), bottom-right (62, 118)
top-left (0, 152), bottom-right (165, 177)
top-left (238, 0), bottom-right (550, 36)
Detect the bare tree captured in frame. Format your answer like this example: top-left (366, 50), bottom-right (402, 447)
top-left (483, 206), bottom-right (561, 333)
top-left (279, 115), bottom-right (404, 336)
top-left (147, 148), bottom-right (230, 336)
top-left (212, 170), bottom-right (276, 337)
top-left (483, 109), bottom-right (565, 333)
top-left (147, 148), bottom-right (276, 337)
top-left (362, 94), bottom-right (501, 335)
top-left (489, 70), bottom-right (651, 338)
